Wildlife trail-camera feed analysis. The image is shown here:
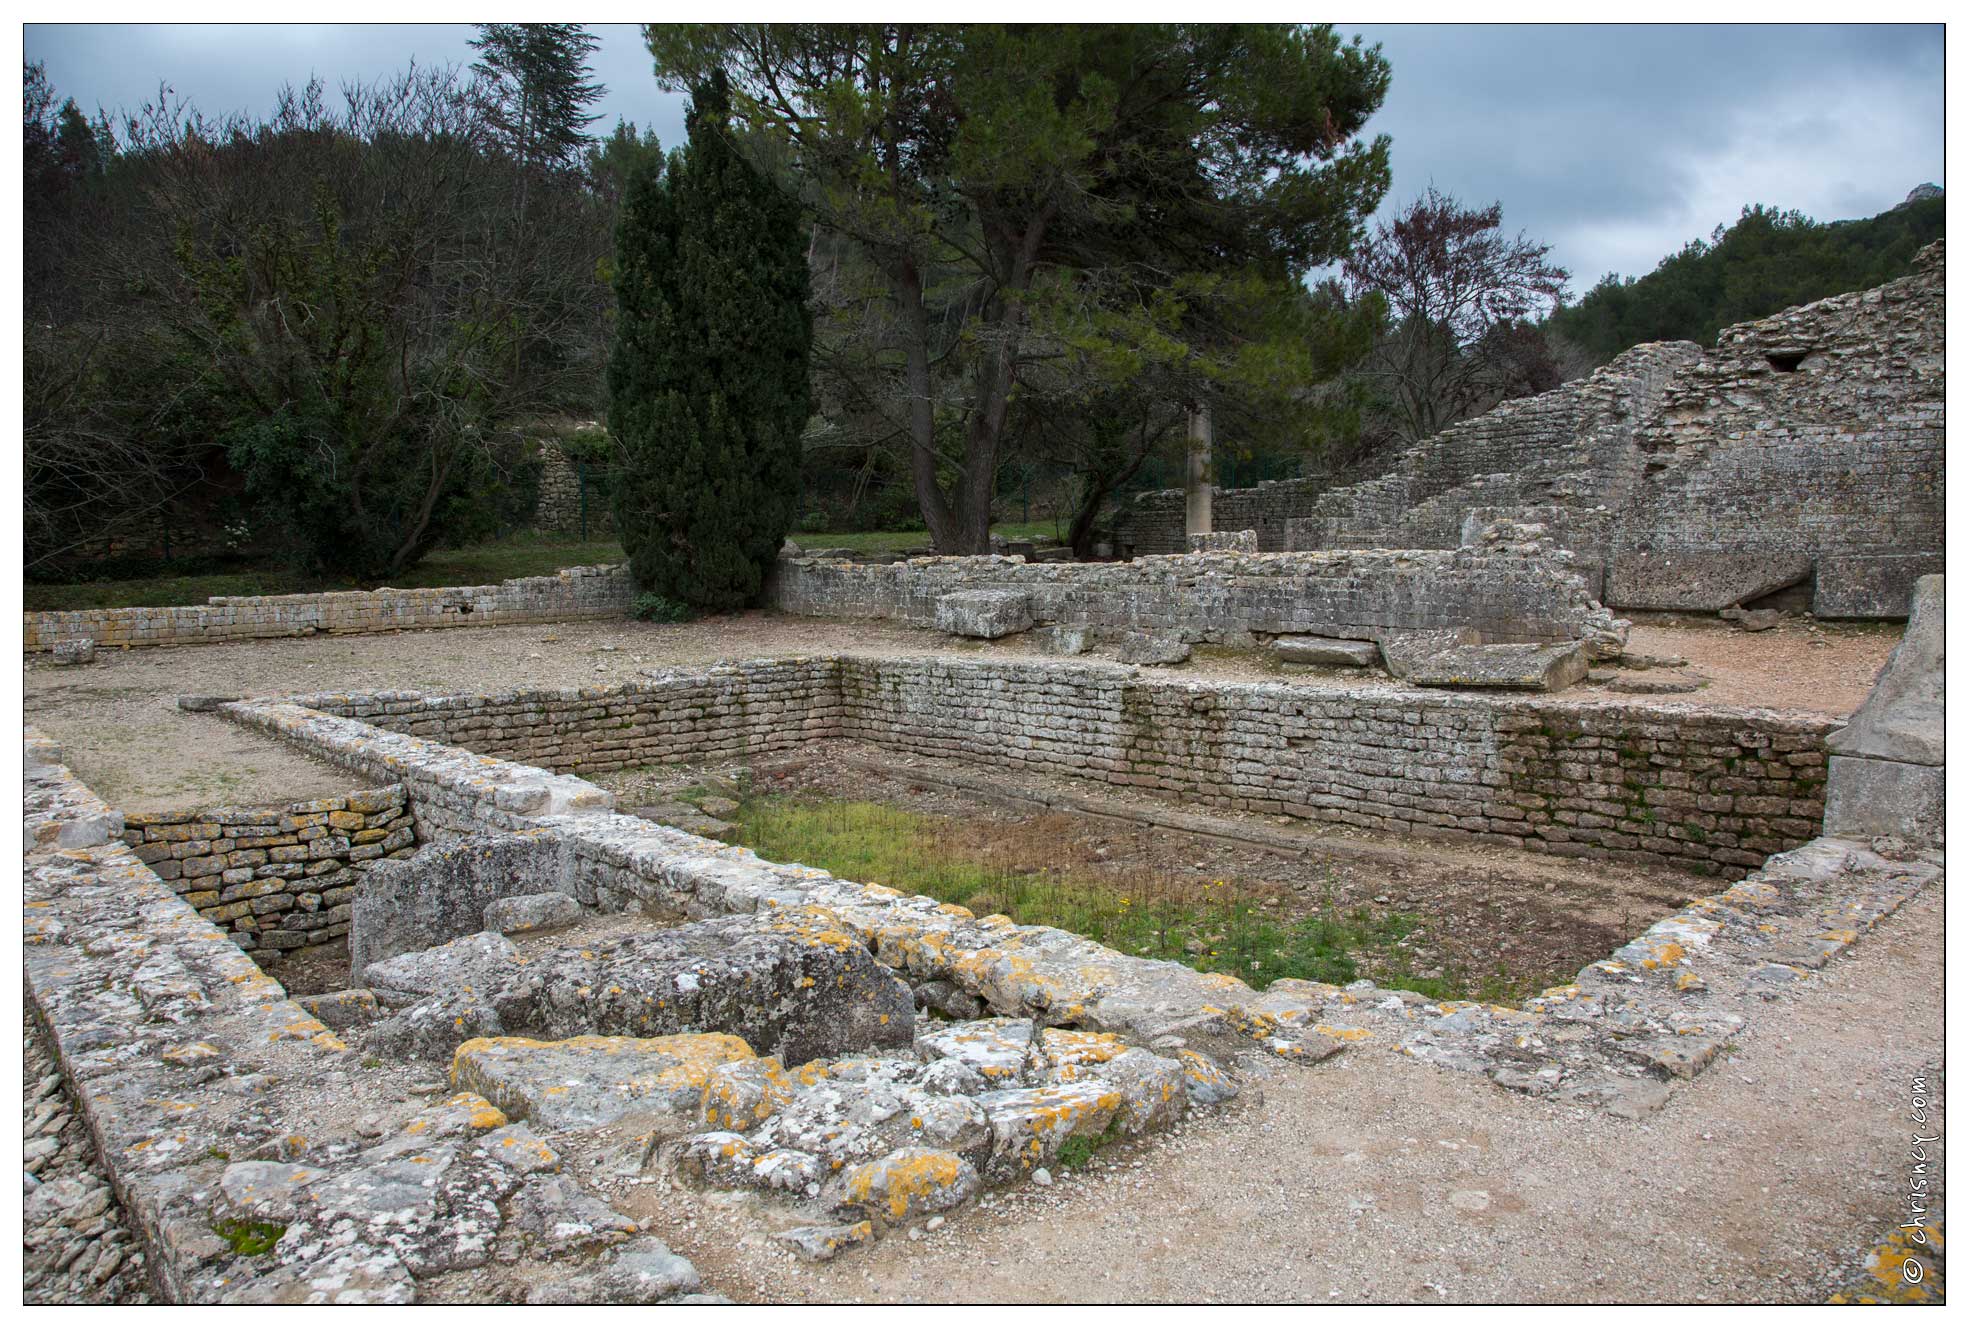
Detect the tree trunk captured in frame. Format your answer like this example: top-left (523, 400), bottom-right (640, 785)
top-left (891, 259), bottom-right (961, 552)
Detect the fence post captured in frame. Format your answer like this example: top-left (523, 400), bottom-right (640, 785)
top-left (579, 460), bottom-right (589, 542)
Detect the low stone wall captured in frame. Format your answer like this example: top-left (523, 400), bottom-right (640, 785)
top-left (207, 667), bottom-right (1930, 1117)
top-left (212, 700), bottom-right (613, 843)
top-left (280, 658), bottom-right (844, 777)
top-left (834, 657), bottom-right (1831, 875)
top-left (1112, 472), bottom-right (1346, 556)
top-left (248, 654), bottom-right (1831, 877)
top-left (120, 786), bottom-right (417, 962)
top-left (767, 546), bottom-right (1612, 648)
top-left (24, 731), bottom-right (357, 1302)
top-left (24, 564), bottom-right (634, 654)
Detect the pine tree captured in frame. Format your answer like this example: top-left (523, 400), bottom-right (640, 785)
top-left (607, 75), bottom-right (813, 612)
top-left (468, 24), bottom-right (605, 189)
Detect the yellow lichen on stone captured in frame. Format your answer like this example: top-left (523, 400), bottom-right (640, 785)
top-left (844, 1149), bottom-right (965, 1221)
top-left (1313, 1023), bottom-right (1373, 1042)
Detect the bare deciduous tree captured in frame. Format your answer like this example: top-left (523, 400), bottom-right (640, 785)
top-left (1343, 187), bottom-right (1569, 444)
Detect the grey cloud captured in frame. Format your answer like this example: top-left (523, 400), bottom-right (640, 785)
top-left (1346, 24), bottom-right (1943, 284)
top-left (24, 23), bottom-right (1942, 289)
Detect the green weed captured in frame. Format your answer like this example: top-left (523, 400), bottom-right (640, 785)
top-left (213, 1218), bottom-right (286, 1257)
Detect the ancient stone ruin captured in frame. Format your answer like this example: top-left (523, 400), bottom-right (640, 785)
top-left (1116, 244), bottom-right (1944, 619)
top-left (19, 246), bottom-right (1947, 1306)
top-left (22, 566), bottom-right (1945, 1301)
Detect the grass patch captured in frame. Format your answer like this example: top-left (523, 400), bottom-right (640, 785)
top-left (25, 533), bottom-right (626, 612)
top-left (1052, 1121), bottom-right (1123, 1172)
top-left (212, 1218), bottom-right (286, 1257)
top-left (728, 795), bottom-right (1429, 992)
top-left (794, 521), bottom-right (1061, 556)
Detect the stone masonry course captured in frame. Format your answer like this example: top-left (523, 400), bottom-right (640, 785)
top-left (259, 655), bottom-right (1829, 877)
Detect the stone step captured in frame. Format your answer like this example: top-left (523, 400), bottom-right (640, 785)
top-left (1273, 634), bottom-right (1382, 668)
top-left (1384, 633), bottom-right (1588, 691)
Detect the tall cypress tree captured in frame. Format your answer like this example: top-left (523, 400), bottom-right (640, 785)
top-left (607, 75), bottom-right (812, 612)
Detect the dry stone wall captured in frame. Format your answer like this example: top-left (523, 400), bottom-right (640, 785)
top-left (1284, 342), bottom-right (1700, 599)
top-left (531, 445), bottom-right (615, 537)
top-left (25, 564), bottom-right (633, 654)
top-left (835, 657), bottom-right (1831, 876)
top-left (120, 786), bottom-right (417, 962)
top-left (767, 547), bottom-right (1612, 647)
top-left (1112, 471), bottom-right (1346, 555)
top-left (257, 655), bottom-right (1832, 877)
top-left (1605, 245), bottom-right (1945, 616)
top-left (1134, 247), bottom-right (1943, 618)
top-left (281, 660), bottom-right (843, 778)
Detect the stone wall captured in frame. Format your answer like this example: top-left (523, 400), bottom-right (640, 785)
top-left (25, 564), bottom-right (633, 653)
top-left (1112, 472), bottom-right (1345, 556)
top-left (119, 786), bottom-right (417, 962)
top-left (767, 546), bottom-right (1614, 648)
top-left (1605, 245), bottom-right (1945, 616)
top-left (249, 654), bottom-right (1833, 877)
top-left (833, 657), bottom-right (1831, 876)
top-left (1129, 247), bottom-right (1943, 618)
top-left (281, 659), bottom-right (843, 777)
top-left (531, 444), bottom-right (615, 537)
top-left (1284, 342), bottom-right (1701, 600)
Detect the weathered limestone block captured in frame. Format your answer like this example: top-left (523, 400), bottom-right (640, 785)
top-left (1031, 625), bottom-right (1090, 655)
top-left (1116, 631), bottom-right (1190, 666)
top-left (1823, 576), bottom-right (1944, 843)
top-left (50, 637), bottom-right (96, 666)
top-left (1383, 633), bottom-right (1587, 691)
top-left (1829, 576), bottom-right (1943, 767)
top-left (485, 910), bottom-right (916, 1066)
top-left (508, 1174), bottom-right (639, 1253)
top-left (1824, 756), bottom-right (1945, 844)
top-left (523, 1236), bottom-right (701, 1305)
top-left (452, 1032), bottom-right (761, 1129)
top-left (828, 1146), bottom-right (979, 1225)
top-left (483, 891), bottom-right (583, 936)
top-left (915, 1018), bottom-right (1035, 1084)
top-left (361, 930), bottom-right (522, 1002)
top-left (296, 988), bottom-right (381, 1030)
top-left (773, 1220), bottom-right (874, 1262)
top-left (742, 1057), bottom-right (992, 1170)
top-left (1274, 634), bottom-right (1381, 668)
top-left (349, 832), bottom-right (570, 974)
top-left (1187, 530), bottom-right (1258, 553)
top-left (974, 1080), bottom-right (1123, 1180)
top-left (934, 590), bottom-right (1033, 639)
top-left (1089, 1046), bottom-right (1189, 1134)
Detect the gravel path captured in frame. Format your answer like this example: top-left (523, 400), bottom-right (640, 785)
top-left (634, 881), bottom-right (1944, 1304)
top-left (22, 610), bottom-right (1897, 813)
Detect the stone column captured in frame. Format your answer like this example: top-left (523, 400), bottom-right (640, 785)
top-left (1184, 404), bottom-right (1213, 538)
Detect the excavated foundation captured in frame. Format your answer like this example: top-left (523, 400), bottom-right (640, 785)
top-left (22, 584), bottom-right (1944, 1302)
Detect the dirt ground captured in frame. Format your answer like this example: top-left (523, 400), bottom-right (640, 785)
top-left (616, 882), bottom-right (1946, 1304)
top-left (22, 610), bottom-right (1898, 813)
top-left (598, 742), bottom-right (1707, 1002)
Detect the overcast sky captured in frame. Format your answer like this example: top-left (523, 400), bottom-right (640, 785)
top-left (23, 22), bottom-right (1945, 289)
